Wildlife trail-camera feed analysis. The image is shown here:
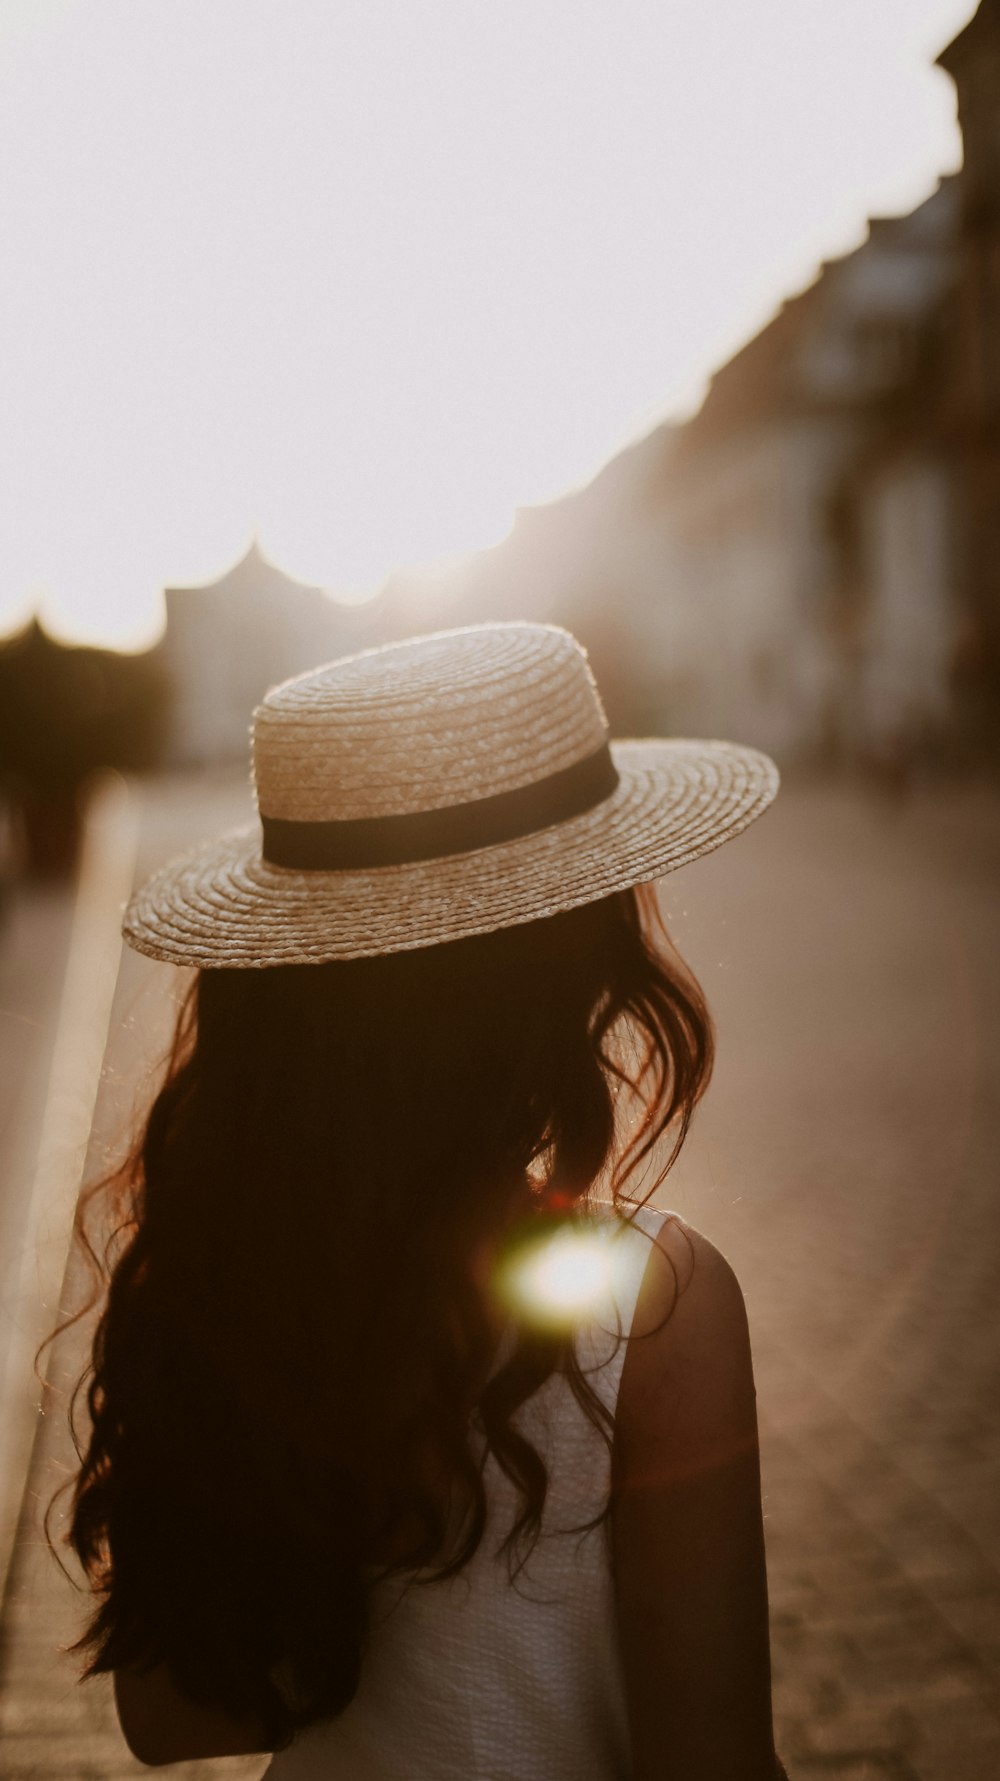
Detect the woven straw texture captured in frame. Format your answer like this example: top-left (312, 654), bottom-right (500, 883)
top-left (123, 622), bottom-right (779, 967)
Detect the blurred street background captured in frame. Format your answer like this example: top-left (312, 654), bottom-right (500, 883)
top-left (1, 1), bottom-right (999, 1777)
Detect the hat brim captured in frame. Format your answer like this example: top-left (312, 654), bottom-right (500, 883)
top-left (122, 739), bottom-right (778, 967)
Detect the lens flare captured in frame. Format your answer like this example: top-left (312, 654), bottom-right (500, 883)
top-left (498, 1222), bottom-right (625, 1327)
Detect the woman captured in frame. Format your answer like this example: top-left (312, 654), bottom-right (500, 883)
top-left (65, 621), bottom-right (784, 1777)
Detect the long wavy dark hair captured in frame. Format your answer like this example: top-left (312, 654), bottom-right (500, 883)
top-left (62, 883), bottom-right (711, 1748)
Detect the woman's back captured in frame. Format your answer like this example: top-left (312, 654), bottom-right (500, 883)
top-left (266, 1206), bottom-right (664, 1781)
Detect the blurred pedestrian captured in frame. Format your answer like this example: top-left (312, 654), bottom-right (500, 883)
top-left (62, 622), bottom-right (785, 1779)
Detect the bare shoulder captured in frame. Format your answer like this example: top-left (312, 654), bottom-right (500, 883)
top-left (616, 1213), bottom-right (757, 1470)
top-left (611, 1216), bottom-right (777, 1778)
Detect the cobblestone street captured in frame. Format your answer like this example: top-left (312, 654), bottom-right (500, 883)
top-left (665, 782), bottom-right (1000, 1780)
top-left (1, 773), bottom-right (998, 1779)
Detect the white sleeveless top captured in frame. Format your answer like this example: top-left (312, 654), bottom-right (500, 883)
top-left (264, 1203), bottom-right (664, 1781)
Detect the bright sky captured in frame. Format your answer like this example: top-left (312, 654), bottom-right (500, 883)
top-left (0, 0), bottom-right (976, 648)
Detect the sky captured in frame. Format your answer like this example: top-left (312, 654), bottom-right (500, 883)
top-left (0, 0), bottom-right (978, 649)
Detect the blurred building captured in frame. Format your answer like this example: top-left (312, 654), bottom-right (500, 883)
top-left (573, 0), bottom-right (1000, 765)
top-left (936, 0), bottom-right (1000, 759)
top-left (633, 173), bottom-right (965, 764)
top-left (159, 541), bottom-right (366, 764)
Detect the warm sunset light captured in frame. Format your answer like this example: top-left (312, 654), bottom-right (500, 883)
top-left (500, 1223), bottom-right (629, 1327)
top-left (0, 0), bottom-right (973, 650)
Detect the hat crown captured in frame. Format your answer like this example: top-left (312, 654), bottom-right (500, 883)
top-left (253, 623), bottom-right (609, 823)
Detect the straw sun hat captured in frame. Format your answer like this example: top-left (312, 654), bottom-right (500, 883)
top-left (123, 622), bottom-right (779, 968)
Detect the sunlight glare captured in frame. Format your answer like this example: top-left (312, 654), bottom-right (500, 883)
top-left (257, 458), bottom-right (516, 600)
top-left (0, 0), bottom-right (971, 648)
top-left (503, 1226), bottom-right (625, 1326)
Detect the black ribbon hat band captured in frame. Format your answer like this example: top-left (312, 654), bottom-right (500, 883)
top-left (261, 743), bottom-right (620, 871)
